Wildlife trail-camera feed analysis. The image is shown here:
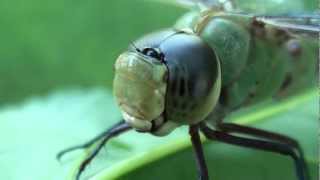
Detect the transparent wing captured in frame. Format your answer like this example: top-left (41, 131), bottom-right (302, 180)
top-left (175, 0), bottom-right (319, 36)
top-left (175, 0), bottom-right (318, 15)
top-left (177, 0), bottom-right (220, 6)
top-left (176, 0), bottom-right (235, 11)
top-left (256, 13), bottom-right (320, 36)
top-left (228, 12), bottom-right (320, 37)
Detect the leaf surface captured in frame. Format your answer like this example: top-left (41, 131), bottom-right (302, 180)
top-left (0, 89), bottom-right (317, 180)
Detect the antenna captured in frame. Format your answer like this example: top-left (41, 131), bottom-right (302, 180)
top-left (130, 42), bottom-right (141, 52)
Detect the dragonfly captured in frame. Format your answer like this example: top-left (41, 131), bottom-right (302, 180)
top-left (57, 0), bottom-right (319, 179)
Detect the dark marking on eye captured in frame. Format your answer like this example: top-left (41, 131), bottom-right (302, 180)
top-left (188, 78), bottom-right (196, 97)
top-left (170, 78), bottom-right (178, 95)
top-left (171, 66), bottom-right (182, 96)
top-left (280, 73), bottom-right (293, 90)
top-left (179, 78), bottom-right (186, 97)
top-left (219, 87), bottom-right (229, 106)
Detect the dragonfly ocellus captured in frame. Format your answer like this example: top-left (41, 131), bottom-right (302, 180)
top-left (57, 0), bottom-right (319, 179)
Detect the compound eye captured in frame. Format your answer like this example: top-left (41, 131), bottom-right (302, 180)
top-left (142, 48), bottom-right (164, 61)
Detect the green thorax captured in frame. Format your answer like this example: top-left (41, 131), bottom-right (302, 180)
top-left (175, 10), bottom-right (317, 111)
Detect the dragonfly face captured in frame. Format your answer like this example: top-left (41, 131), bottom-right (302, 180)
top-left (114, 51), bottom-right (168, 132)
top-left (114, 30), bottom-right (221, 136)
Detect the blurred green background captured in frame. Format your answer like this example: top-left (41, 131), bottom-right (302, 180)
top-left (0, 0), bottom-right (317, 105)
top-left (0, 0), bottom-right (185, 105)
top-left (0, 0), bottom-right (317, 180)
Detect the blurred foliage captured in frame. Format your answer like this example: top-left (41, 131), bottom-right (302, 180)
top-left (0, 0), bottom-right (317, 105)
top-left (0, 0), bottom-right (185, 105)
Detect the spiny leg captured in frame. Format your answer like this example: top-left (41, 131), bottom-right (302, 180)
top-left (57, 120), bottom-right (126, 160)
top-left (217, 122), bottom-right (309, 180)
top-left (189, 124), bottom-right (209, 180)
top-left (217, 123), bottom-right (306, 158)
top-left (218, 123), bottom-right (300, 146)
top-left (200, 124), bottom-right (307, 180)
top-left (75, 122), bottom-right (132, 180)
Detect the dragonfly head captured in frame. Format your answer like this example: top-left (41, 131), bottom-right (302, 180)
top-left (114, 30), bottom-right (221, 136)
top-left (113, 49), bottom-right (169, 133)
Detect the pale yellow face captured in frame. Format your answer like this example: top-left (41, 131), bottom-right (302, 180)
top-left (113, 52), bottom-right (168, 131)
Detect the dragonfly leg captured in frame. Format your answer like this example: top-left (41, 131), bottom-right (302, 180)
top-left (189, 124), bottom-right (209, 180)
top-left (56, 120), bottom-right (127, 160)
top-left (56, 120), bottom-right (132, 180)
top-left (216, 123), bottom-right (309, 180)
top-left (200, 124), bottom-right (308, 180)
top-left (74, 122), bottom-right (132, 180)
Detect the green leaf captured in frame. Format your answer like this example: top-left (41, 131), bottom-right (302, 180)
top-left (0, 89), bottom-right (317, 180)
top-left (91, 90), bottom-right (319, 180)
